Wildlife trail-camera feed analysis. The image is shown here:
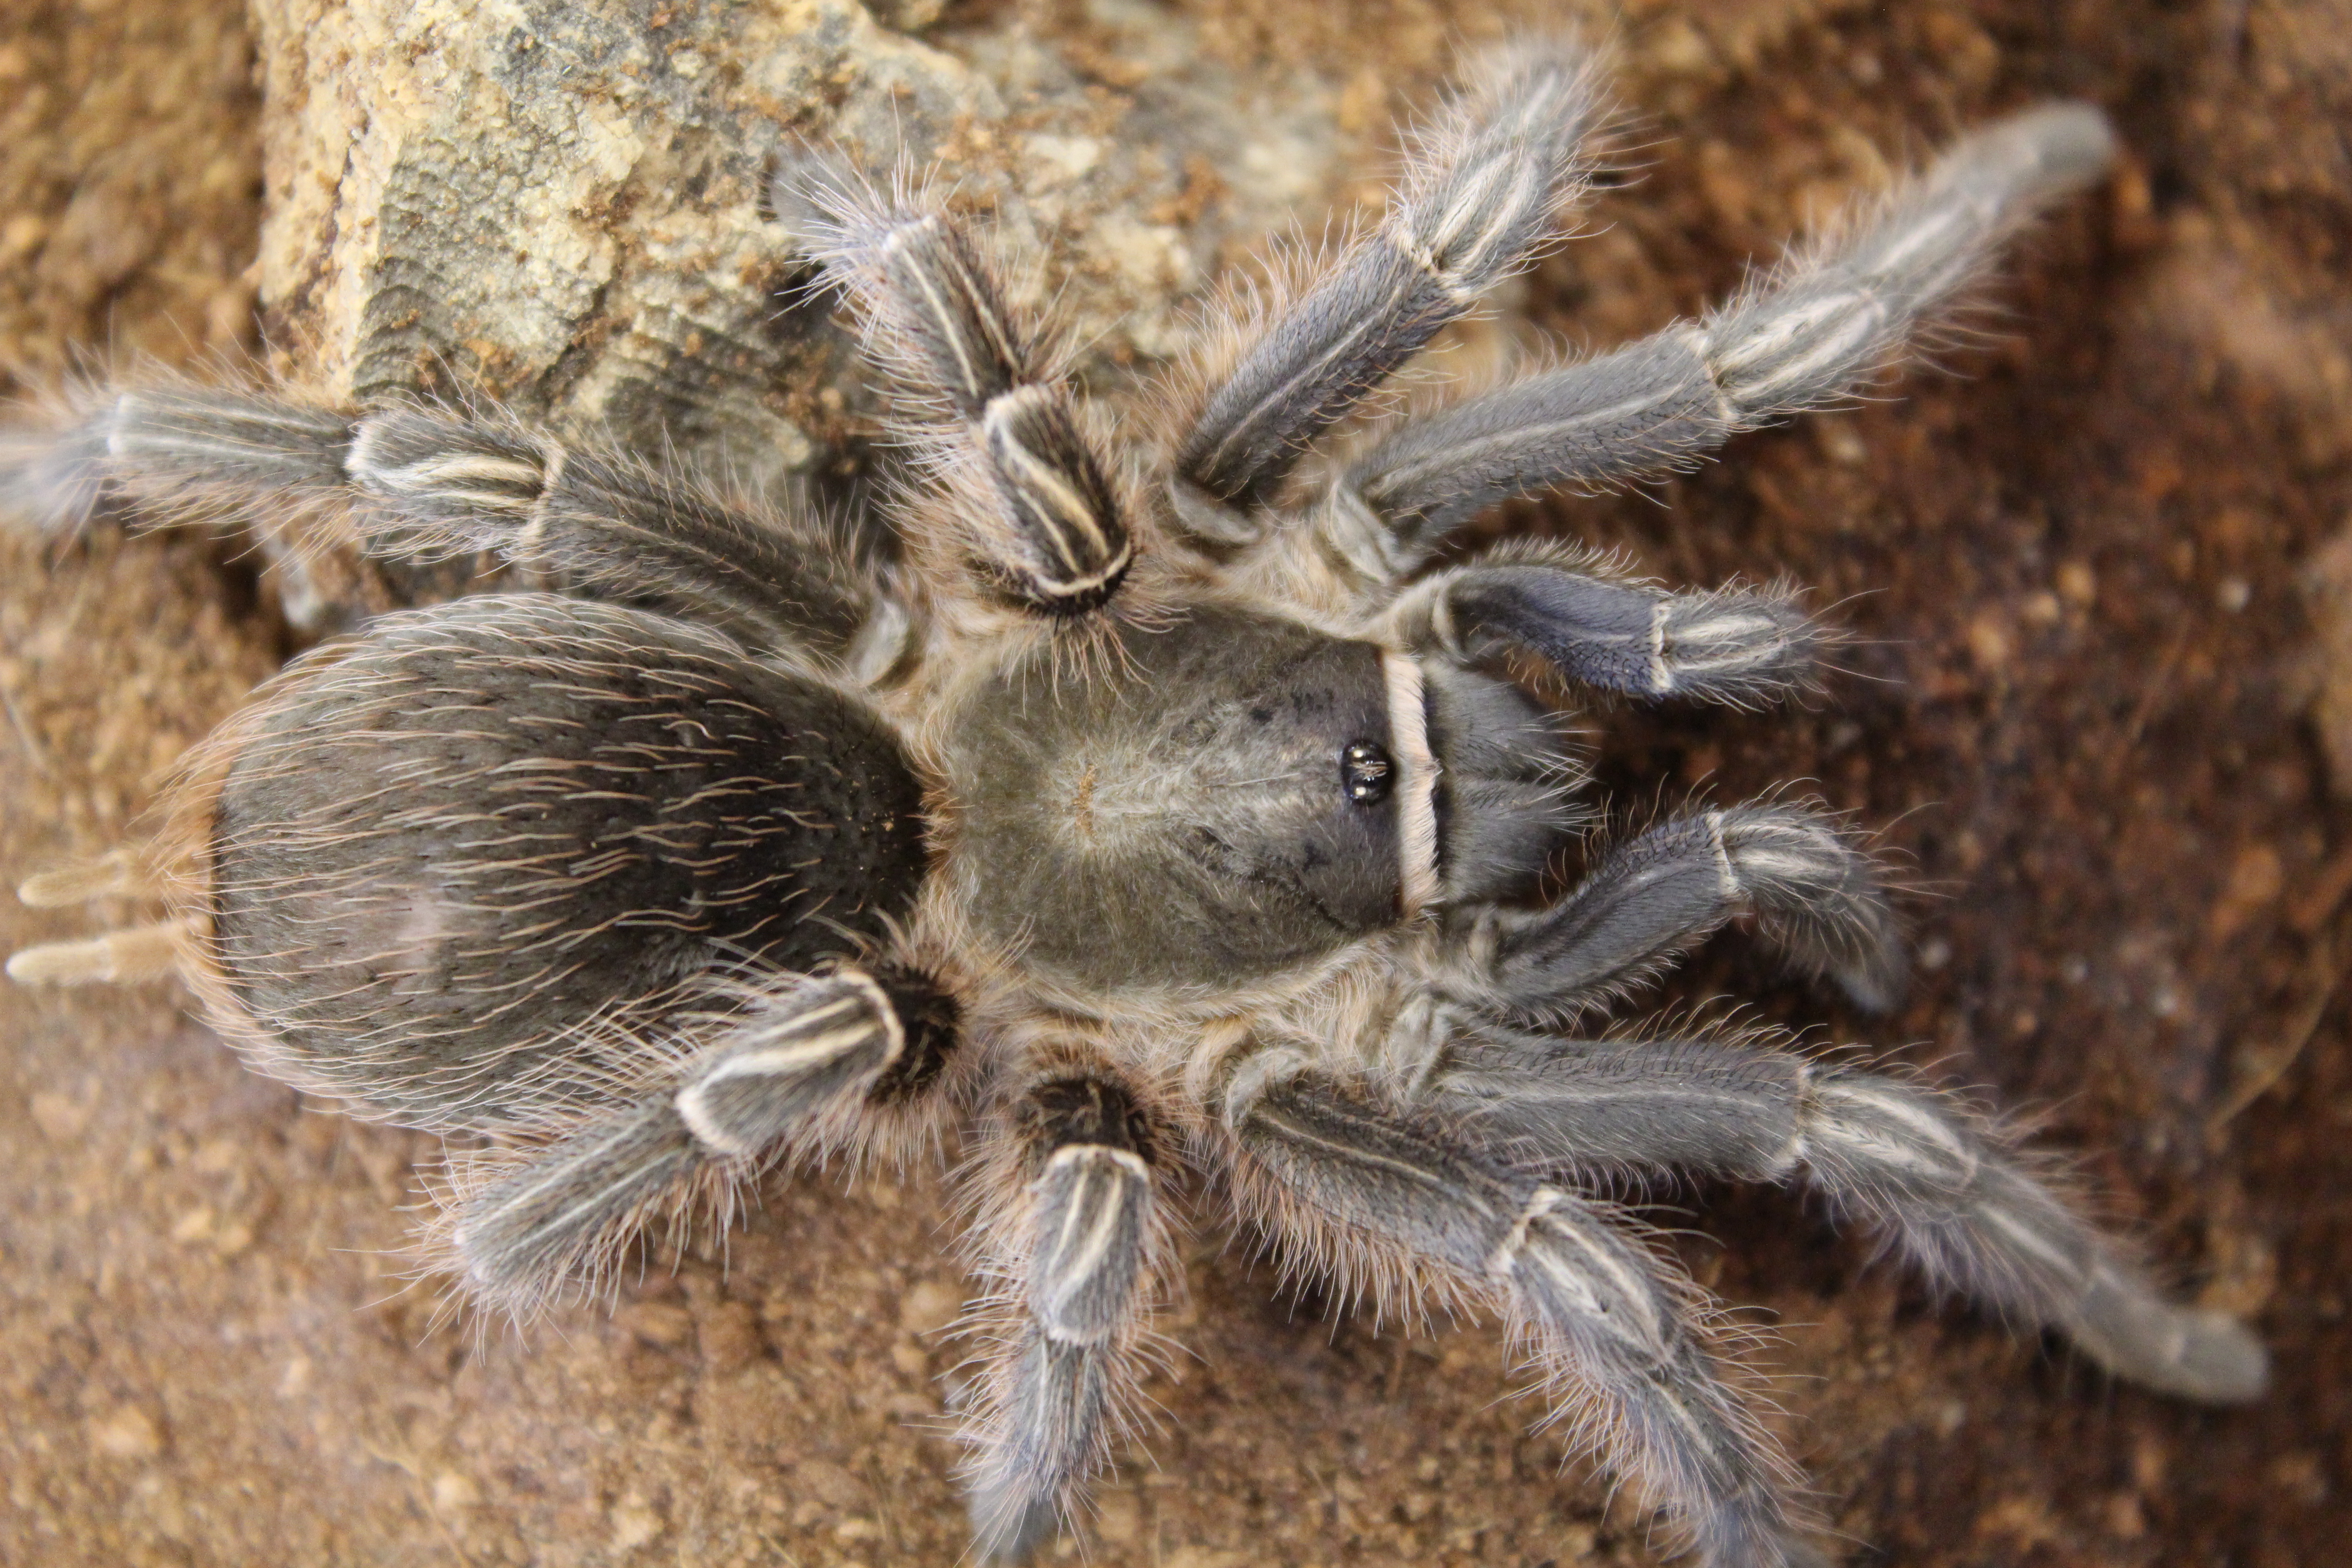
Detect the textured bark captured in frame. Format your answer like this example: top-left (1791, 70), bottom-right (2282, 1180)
top-left (245, 0), bottom-right (1350, 496)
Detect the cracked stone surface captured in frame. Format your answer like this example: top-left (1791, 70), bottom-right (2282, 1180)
top-left (4, 1), bottom-right (2349, 1565)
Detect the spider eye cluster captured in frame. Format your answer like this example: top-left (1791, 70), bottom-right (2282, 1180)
top-left (1340, 741), bottom-right (1394, 804)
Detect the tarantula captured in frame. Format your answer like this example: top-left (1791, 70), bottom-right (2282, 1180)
top-left (5, 41), bottom-right (2266, 1568)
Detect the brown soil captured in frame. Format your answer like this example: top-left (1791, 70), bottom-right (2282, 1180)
top-left (2, 2), bottom-right (2347, 1567)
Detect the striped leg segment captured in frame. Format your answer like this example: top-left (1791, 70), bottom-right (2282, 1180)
top-left (1231, 1073), bottom-right (1816, 1568)
top-left (1397, 560), bottom-right (1823, 707)
top-left (1450, 804), bottom-right (1906, 1015)
top-left (963, 1067), bottom-right (1167, 1562)
top-left (450, 965), bottom-right (960, 1316)
top-left (1790, 1066), bottom-right (2266, 1402)
top-left (776, 163), bottom-right (1133, 613)
top-left (346, 407), bottom-right (886, 665)
top-left (1421, 1032), bottom-right (2269, 1404)
top-left (1174, 43), bottom-right (1603, 524)
top-left (1426, 1030), bottom-right (1818, 1178)
top-left (0, 386), bottom-right (889, 670)
top-left (1329, 105), bottom-right (2118, 573)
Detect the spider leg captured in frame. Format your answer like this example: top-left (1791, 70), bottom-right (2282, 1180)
top-left (1398, 557), bottom-right (1823, 706)
top-left (1446, 804), bottom-right (1905, 1015)
top-left (1171, 41), bottom-right (1604, 527)
top-left (775, 163), bottom-right (1133, 614)
top-left (1417, 1029), bottom-right (2269, 1405)
top-left (961, 1062), bottom-right (1170, 1562)
top-left (1227, 1069), bottom-right (1818, 1568)
top-left (450, 963), bottom-right (960, 1316)
top-left (1327, 104), bottom-right (2117, 578)
top-left (1, 386), bottom-right (895, 673)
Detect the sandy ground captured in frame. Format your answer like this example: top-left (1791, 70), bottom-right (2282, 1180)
top-left (2, 1), bottom-right (2349, 1566)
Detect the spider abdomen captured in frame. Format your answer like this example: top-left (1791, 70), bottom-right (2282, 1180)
top-left (183, 594), bottom-right (927, 1128)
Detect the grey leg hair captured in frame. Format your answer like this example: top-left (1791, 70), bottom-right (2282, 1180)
top-left (449, 965), bottom-right (959, 1317)
top-left (774, 160), bottom-right (1133, 613)
top-left (1447, 804), bottom-right (1906, 1015)
top-left (1428, 1031), bottom-right (1816, 1179)
top-left (963, 1068), bottom-right (1167, 1563)
top-left (1171, 41), bottom-right (1604, 521)
top-left (348, 407), bottom-right (892, 672)
top-left (1795, 1067), bottom-right (2269, 1403)
top-left (1230, 1073), bottom-right (1818, 1568)
top-left (1331, 104), bottom-right (2118, 571)
top-left (1396, 559), bottom-right (1822, 707)
top-left (1420, 1033), bottom-right (2269, 1405)
top-left (0, 385), bottom-right (896, 675)
top-left (1, 382), bottom-right (349, 532)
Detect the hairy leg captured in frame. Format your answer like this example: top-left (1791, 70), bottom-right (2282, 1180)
top-left (1226, 1069), bottom-right (1818, 1568)
top-left (448, 963), bottom-right (960, 1317)
top-left (0, 385), bottom-right (896, 673)
top-left (1418, 1028), bottom-right (2268, 1404)
top-left (1396, 555), bottom-right (1824, 707)
top-left (960, 1061), bottom-right (1171, 1562)
top-left (1443, 804), bottom-right (1906, 1015)
top-left (1330, 104), bottom-right (2118, 574)
top-left (776, 162), bottom-right (1134, 613)
top-left (1172, 40), bottom-right (1604, 527)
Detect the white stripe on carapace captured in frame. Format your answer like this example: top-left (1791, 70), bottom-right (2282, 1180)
top-left (1383, 650), bottom-right (1440, 916)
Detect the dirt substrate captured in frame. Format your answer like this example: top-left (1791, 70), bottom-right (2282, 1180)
top-left (3, 1), bottom-right (2349, 1566)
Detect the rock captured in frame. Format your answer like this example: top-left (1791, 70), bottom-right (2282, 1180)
top-left (245, 0), bottom-right (1358, 501)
